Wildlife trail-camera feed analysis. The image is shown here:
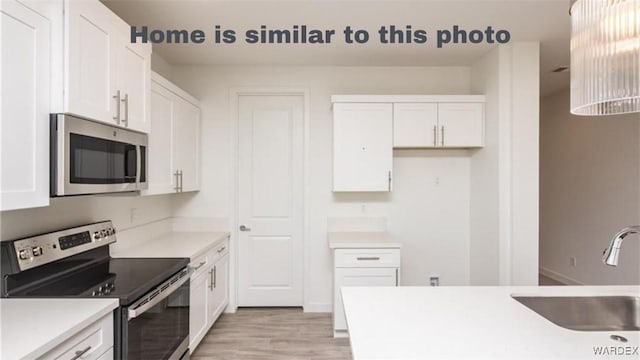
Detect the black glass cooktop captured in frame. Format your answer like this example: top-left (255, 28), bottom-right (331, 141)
top-left (8, 257), bottom-right (189, 306)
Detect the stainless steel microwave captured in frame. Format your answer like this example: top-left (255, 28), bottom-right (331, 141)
top-left (50, 114), bottom-right (148, 196)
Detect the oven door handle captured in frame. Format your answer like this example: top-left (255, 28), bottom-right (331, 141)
top-left (128, 268), bottom-right (190, 320)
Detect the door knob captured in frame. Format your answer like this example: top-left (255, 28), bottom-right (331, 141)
top-left (239, 225), bottom-right (251, 232)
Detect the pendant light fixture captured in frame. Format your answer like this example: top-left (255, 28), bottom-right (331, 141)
top-left (570, 0), bottom-right (640, 115)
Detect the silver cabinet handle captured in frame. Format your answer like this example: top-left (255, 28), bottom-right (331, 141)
top-left (174, 171), bottom-right (180, 192)
top-left (239, 225), bottom-right (251, 232)
top-left (213, 265), bottom-right (217, 289)
top-left (113, 90), bottom-right (121, 123)
top-left (121, 93), bottom-right (129, 126)
top-left (208, 268), bottom-right (214, 291)
top-left (190, 261), bottom-right (206, 271)
top-left (70, 346), bottom-right (92, 360)
top-left (395, 268), bottom-right (399, 286)
top-left (433, 125), bottom-right (437, 147)
top-left (388, 170), bottom-right (392, 192)
top-left (179, 170), bottom-right (183, 192)
top-left (217, 246), bottom-right (226, 253)
top-left (357, 257), bottom-right (380, 261)
top-left (441, 126), bottom-right (445, 146)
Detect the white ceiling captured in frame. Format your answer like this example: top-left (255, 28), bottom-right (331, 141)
top-left (103, 0), bottom-right (572, 96)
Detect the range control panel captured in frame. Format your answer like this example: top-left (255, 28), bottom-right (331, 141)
top-left (12, 221), bottom-right (117, 271)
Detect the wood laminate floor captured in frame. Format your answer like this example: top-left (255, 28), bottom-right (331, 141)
top-left (192, 308), bottom-right (352, 360)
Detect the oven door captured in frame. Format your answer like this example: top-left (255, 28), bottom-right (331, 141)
top-left (52, 114), bottom-right (148, 196)
top-left (124, 269), bottom-right (190, 360)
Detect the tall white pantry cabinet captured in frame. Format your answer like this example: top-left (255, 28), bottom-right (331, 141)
top-left (332, 95), bottom-right (485, 192)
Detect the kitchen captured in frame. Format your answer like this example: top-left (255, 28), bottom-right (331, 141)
top-left (1, 0), bottom-right (639, 359)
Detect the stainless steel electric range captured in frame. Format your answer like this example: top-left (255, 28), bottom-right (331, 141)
top-left (1, 221), bottom-right (191, 360)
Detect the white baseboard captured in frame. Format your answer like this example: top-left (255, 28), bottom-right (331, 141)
top-left (540, 267), bottom-right (584, 285)
top-left (304, 302), bottom-right (332, 313)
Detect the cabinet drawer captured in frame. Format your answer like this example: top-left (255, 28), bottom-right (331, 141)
top-left (209, 238), bottom-right (229, 264)
top-left (190, 251), bottom-right (210, 278)
top-left (47, 313), bottom-right (113, 360)
top-left (334, 248), bottom-right (400, 268)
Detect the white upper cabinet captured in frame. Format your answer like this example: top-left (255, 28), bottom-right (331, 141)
top-left (173, 98), bottom-right (201, 192)
top-left (437, 103), bottom-right (484, 148)
top-left (62, 0), bottom-right (151, 132)
top-left (117, 38), bottom-right (151, 132)
top-left (332, 95), bottom-right (484, 192)
top-left (393, 103), bottom-right (439, 148)
top-left (65, 0), bottom-right (117, 124)
top-left (1, 0), bottom-right (51, 211)
top-left (143, 72), bottom-right (200, 196)
top-left (333, 103), bottom-right (393, 192)
top-left (145, 81), bottom-right (176, 194)
top-left (394, 102), bottom-right (484, 148)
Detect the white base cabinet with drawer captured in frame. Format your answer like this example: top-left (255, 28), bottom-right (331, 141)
top-left (189, 238), bottom-right (230, 352)
top-left (332, 248), bottom-right (401, 337)
top-left (41, 312), bottom-right (114, 360)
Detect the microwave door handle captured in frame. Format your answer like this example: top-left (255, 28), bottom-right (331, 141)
top-left (124, 145), bottom-right (137, 181)
top-left (136, 145), bottom-right (141, 185)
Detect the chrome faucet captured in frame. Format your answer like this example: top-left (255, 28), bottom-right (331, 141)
top-left (602, 226), bottom-right (640, 266)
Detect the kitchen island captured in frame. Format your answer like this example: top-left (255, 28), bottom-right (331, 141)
top-left (342, 286), bottom-right (640, 359)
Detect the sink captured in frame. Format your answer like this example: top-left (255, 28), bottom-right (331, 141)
top-left (512, 295), bottom-right (640, 331)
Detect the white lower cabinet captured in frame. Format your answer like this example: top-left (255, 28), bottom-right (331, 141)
top-left (189, 238), bottom-right (230, 352)
top-left (41, 313), bottom-right (114, 360)
top-left (332, 248), bottom-right (401, 337)
top-left (189, 264), bottom-right (211, 350)
top-left (209, 251), bottom-right (229, 321)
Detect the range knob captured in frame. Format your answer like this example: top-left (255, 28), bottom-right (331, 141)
top-left (93, 231), bottom-right (102, 241)
top-left (18, 249), bottom-right (30, 260)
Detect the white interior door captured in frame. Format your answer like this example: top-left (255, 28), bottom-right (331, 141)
top-left (238, 95), bottom-right (304, 307)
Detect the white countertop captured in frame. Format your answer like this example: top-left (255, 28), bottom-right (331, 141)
top-left (328, 232), bottom-right (401, 249)
top-left (1, 298), bottom-right (119, 360)
top-left (342, 286), bottom-right (640, 360)
top-left (112, 231), bottom-right (229, 260)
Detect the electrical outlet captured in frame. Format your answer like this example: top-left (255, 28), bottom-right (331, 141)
top-left (569, 257), bottom-right (577, 267)
top-left (429, 276), bottom-right (440, 286)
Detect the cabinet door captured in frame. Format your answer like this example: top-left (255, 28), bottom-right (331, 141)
top-left (189, 268), bottom-right (210, 351)
top-left (65, 0), bottom-right (118, 124)
top-left (118, 37), bottom-right (151, 132)
top-left (210, 254), bottom-right (229, 324)
top-left (437, 103), bottom-right (484, 148)
top-left (172, 97), bottom-right (200, 192)
top-left (333, 103), bottom-right (393, 192)
top-left (393, 103), bottom-right (438, 148)
top-left (333, 267), bottom-right (397, 332)
top-left (143, 82), bottom-right (177, 195)
top-left (1, 0), bottom-right (50, 211)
